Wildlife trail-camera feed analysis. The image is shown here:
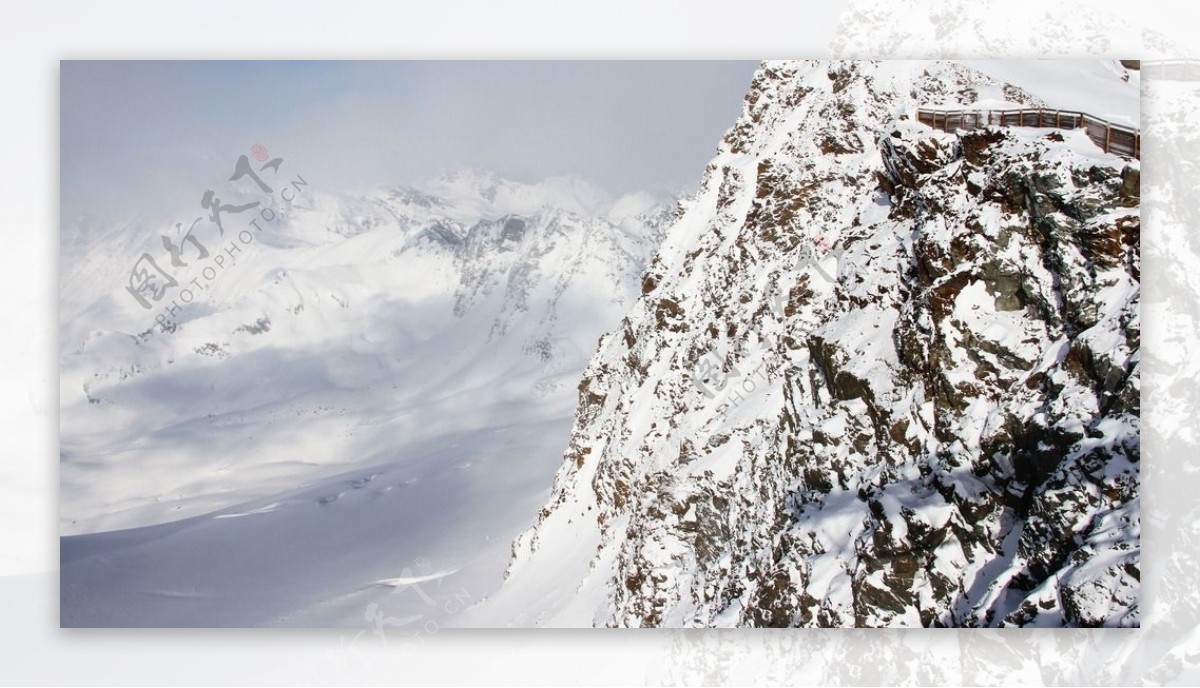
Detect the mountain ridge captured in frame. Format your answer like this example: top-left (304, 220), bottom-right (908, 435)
top-left (60, 171), bottom-right (674, 536)
top-left (474, 59), bottom-right (1140, 628)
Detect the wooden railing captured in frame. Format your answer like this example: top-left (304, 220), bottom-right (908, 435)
top-left (916, 108), bottom-right (1140, 159)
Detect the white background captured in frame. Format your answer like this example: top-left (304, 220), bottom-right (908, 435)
top-left (3, 0), bottom-right (1198, 684)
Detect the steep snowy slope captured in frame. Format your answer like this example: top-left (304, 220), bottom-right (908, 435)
top-left (473, 60), bottom-right (1139, 628)
top-left (60, 172), bottom-right (674, 626)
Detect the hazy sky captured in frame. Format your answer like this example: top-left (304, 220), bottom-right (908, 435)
top-left (61, 61), bottom-right (759, 222)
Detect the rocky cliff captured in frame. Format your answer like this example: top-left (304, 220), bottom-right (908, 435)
top-left (495, 60), bottom-right (1140, 628)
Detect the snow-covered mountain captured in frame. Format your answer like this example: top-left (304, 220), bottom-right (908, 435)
top-left (471, 60), bottom-right (1140, 628)
top-left (61, 60), bottom-right (1140, 630)
top-left (59, 171), bottom-right (674, 626)
top-left (60, 170), bottom-right (672, 534)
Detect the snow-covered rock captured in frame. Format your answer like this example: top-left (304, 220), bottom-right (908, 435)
top-left (481, 60), bottom-right (1140, 628)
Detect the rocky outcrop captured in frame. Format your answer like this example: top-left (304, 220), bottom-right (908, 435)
top-left (498, 60), bottom-right (1139, 628)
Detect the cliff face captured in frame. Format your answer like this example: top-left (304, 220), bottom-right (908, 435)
top-left (496, 60), bottom-right (1139, 628)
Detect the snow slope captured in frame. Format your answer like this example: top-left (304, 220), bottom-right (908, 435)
top-left (59, 170), bottom-right (673, 626)
top-left (957, 60), bottom-right (1140, 126)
